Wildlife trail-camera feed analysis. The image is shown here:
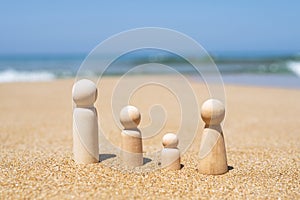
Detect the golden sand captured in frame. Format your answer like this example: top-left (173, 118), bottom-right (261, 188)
top-left (0, 77), bottom-right (299, 199)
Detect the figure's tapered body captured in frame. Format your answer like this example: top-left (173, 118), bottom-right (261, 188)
top-left (198, 124), bottom-right (227, 174)
top-left (161, 148), bottom-right (180, 170)
top-left (73, 107), bottom-right (99, 163)
top-left (121, 129), bottom-right (143, 167)
top-left (198, 99), bottom-right (228, 175)
top-left (72, 79), bottom-right (99, 164)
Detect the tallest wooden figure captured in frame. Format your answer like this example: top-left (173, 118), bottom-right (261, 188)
top-left (72, 79), bottom-right (99, 164)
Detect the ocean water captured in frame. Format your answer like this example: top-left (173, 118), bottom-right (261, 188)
top-left (0, 52), bottom-right (300, 88)
top-left (0, 54), bottom-right (82, 82)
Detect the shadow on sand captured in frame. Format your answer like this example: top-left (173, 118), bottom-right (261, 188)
top-left (143, 157), bottom-right (152, 165)
top-left (99, 154), bottom-right (116, 162)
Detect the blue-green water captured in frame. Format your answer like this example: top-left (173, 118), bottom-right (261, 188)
top-left (0, 52), bottom-right (299, 88)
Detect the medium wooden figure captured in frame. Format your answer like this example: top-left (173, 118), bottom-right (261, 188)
top-left (120, 105), bottom-right (143, 167)
top-left (198, 99), bottom-right (228, 175)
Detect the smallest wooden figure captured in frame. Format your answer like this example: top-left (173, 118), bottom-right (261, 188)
top-left (198, 99), bottom-right (228, 175)
top-left (161, 133), bottom-right (181, 170)
top-left (120, 105), bottom-right (143, 167)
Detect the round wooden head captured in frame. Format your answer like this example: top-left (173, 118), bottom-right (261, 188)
top-left (72, 79), bottom-right (97, 107)
top-left (162, 133), bottom-right (178, 148)
top-left (120, 105), bottom-right (141, 129)
top-left (201, 99), bottom-right (225, 125)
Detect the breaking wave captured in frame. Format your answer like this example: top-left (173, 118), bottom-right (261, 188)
top-left (287, 61), bottom-right (300, 77)
top-left (0, 69), bottom-right (56, 83)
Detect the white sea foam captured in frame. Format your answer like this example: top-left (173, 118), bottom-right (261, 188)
top-left (288, 61), bottom-right (300, 77)
top-left (0, 69), bottom-right (56, 83)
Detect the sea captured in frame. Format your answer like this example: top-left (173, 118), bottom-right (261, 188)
top-left (0, 51), bottom-right (300, 89)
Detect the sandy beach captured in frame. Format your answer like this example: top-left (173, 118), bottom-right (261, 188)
top-left (0, 76), bottom-right (299, 199)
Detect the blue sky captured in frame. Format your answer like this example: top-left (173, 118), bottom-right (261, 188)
top-left (0, 1), bottom-right (299, 54)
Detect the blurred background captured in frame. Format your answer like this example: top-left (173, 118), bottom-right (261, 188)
top-left (0, 1), bottom-right (299, 87)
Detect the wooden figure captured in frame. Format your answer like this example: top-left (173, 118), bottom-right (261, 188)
top-left (120, 105), bottom-right (143, 167)
top-left (161, 133), bottom-right (181, 170)
top-left (198, 99), bottom-right (228, 175)
top-left (72, 79), bottom-right (99, 164)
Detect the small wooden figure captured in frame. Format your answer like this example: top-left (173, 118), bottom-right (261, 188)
top-left (120, 105), bottom-right (143, 167)
top-left (198, 99), bottom-right (228, 175)
top-left (161, 133), bottom-right (181, 170)
top-left (72, 79), bottom-right (99, 164)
